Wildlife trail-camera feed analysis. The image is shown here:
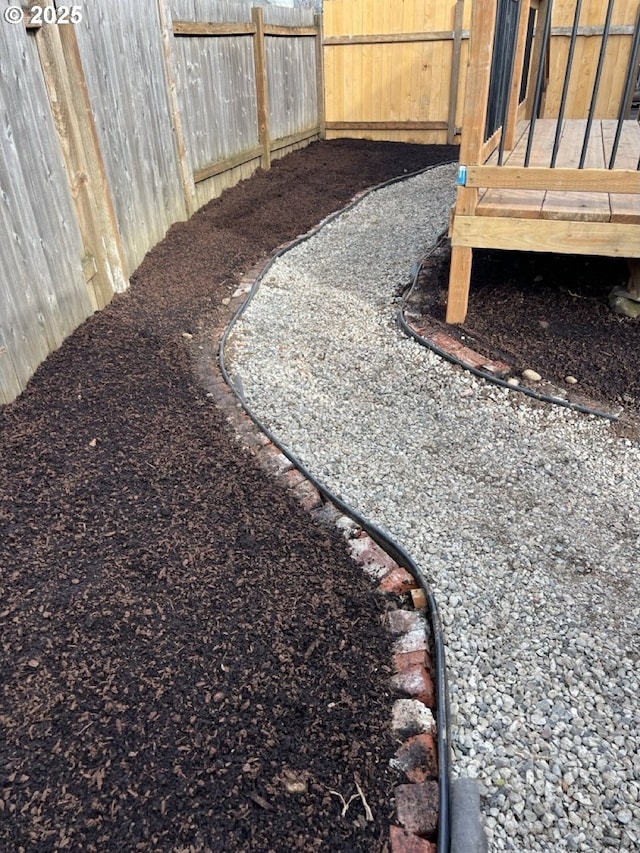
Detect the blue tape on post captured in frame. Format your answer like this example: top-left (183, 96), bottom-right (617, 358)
top-left (457, 165), bottom-right (467, 186)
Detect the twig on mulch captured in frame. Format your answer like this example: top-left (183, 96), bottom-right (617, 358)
top-left (328, 776), bottom-right (374, 821)
top-left (355, 779), bottom-right (374, 822)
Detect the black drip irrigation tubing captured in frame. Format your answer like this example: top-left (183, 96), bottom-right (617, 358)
top-left (397, 232), bottom-right (620, 423)
top-left (219, 164), bottom-right (452, 852)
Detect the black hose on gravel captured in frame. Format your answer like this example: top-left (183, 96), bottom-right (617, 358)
top-left (218, 165), bottom-right (453, 853)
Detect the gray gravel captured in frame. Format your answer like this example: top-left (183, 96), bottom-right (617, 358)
top-left (226, 165), bottom-right (640, 852)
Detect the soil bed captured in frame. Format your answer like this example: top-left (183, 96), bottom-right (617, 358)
top-left (0, 140), bottom-right (456, 852)
top-left (407, 239), bottom-right (640, 434)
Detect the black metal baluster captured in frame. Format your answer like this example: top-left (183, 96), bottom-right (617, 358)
top-left (608, 7), bottom-right (640, 168)
top-left (525, 0), bottom-right (555, 166)
top-left (498, 0), bottom-right (524, 165)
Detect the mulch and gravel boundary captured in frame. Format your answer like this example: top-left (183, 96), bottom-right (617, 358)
top-left (0, 140), bottom-right (457, 852)
top-left (211, 245), bottom-right (446, 853)
top-left (222, 164), bottom-right (640, 852)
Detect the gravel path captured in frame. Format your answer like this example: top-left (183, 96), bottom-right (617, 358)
top-left (226, 165), bottom-right (639, 852)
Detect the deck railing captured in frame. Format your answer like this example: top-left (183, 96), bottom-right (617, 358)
top-left (447, 0), bottom-right (640, 323)
top-left (462, 0), bottom-right (640, 172)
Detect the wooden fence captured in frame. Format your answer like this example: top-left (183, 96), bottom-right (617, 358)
top-left (3, 0), bottom-right (636, 404)
top-left (0, 14), bottom-right (99, 404)
top-left (170, 0), bottom-right (323, 212)
top-left (323, 0), bottom-right (471, 145)
top-left (323, 0), bottom-right (639, 144)
top-left (0, 0), bottom-right (322, 405)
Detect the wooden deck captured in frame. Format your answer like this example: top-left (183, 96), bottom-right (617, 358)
top-left (445, 0), bottom-right (640, 323)
top-left (447, 118), bottom-right (640, 321)
top-left (478, 119), bottom-right (640, 224)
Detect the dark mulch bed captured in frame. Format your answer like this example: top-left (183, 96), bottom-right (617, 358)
top-left (0, 140), bottom-right (457, 852)
top-left (408, 239), bottom-right (640, 432)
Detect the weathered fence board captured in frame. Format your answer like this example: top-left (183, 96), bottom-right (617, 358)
top-left (170, 0), bottom-right (264, 208)
top-left (37, 21), bottom-right (128, 309)
top-left (75, 0), bottom-right (187, 275)
top-left (170, 0), bottom-right (321, 209)
top-left (264, 5), bottom-right (318, 148)
top-left (1, 1), bottom-right (322, 405)
top-left (0, 12), bottom-right (92, 405)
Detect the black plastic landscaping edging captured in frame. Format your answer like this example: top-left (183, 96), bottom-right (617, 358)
top-left (398, 232), bottom-right (619, 423)
top-left (218, 165), bottom-right (453, 853)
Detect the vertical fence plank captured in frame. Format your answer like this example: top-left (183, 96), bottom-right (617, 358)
top-left (0, 15), bottom-right (95, 403)
top-left (252, 6), bottom-right (271, 169)
top-left (36, 23), bottom-right (129, 307)
top-left (171, 0), bottom-right (318, 206)
top-left (263, 4), bottom-right (319, 153)
top-left (315, 13), bottom-right (326, 138)
top-left (158, 0), bottom-right (197, 216)
top-left (75, 0), bottom-right (187, 274)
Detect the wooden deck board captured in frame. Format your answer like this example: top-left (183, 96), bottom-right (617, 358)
top-left (541, 120), bottom-right (610, 222)
top-left (474, 118), bottom-right (639, 224)
top-left (453, 215), bottom-right (640, 257)
top-left (447, 0), bottom-right (640, 323)
top-left (602, 120), bottom-right (640, 223)
top-left (479, 120), bottom-right (547, 218)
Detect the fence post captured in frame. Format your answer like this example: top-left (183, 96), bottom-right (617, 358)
top-left (157, 0), bottom-right (197, 217)
top-left (448, 0), bottom-right (465, 145)
top-left (252, 7), bottom-right (271, 169)
top-left (35, 22), bottom-right (128, 309)
top-left (315, 13), bottom-right (326, 139)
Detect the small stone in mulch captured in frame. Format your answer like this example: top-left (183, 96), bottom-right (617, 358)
top-left (522, 368), bottom-right (542, 382)
top-left (404, 240), bottom-right (640, 431)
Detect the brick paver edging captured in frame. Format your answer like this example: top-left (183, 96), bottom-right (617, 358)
top-left (198, 217), bottom-right (442, 851)
top-left (399, 256), bottom-right (623, 423)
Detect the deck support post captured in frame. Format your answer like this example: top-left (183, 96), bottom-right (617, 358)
top-left (446, 246), bottom-right (473, 324)
top-left (446, 0), bottom-right (497, 323)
